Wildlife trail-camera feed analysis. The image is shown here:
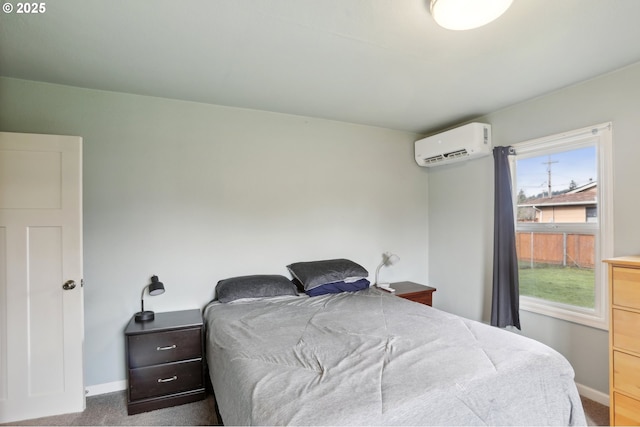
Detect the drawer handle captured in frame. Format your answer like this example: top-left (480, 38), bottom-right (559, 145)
top-left (157, 375), bottom-right (177, 383)
top-left (156, 344), bottom-right (177, 351)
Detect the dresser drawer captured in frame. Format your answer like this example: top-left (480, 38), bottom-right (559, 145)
top-left (613, 392), bottom-right (640, 426)
top-left (613, 309), bottom-right (640, 354)
top-left (128, 328), bottom-right (201, 368)
top-left (129, 359), bottom-right (203, 401)
top-left (613, 267), bottom-right (640, 310)
top-left (614, 351), bottom-right (640, 400)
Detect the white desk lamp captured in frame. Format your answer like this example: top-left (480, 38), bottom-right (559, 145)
top-left (375, 252), bottom-right (400, 291)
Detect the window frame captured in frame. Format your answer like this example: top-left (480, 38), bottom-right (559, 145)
top-left (510, 123), bottom-right (613, 330)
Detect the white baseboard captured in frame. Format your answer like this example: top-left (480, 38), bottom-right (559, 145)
top-left (85, 380), bottom-right (127, 397)
top-left (576, 382), bottom-right (609, 407)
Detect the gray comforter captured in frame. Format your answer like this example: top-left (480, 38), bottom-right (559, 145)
top-left (203, 288), bottom-right (586, 425)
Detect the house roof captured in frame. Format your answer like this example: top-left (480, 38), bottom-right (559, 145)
top-left (2, 1), bottom-right (640, 134)
top-left (520, 183), bottom-right (597, 207)
top-left (567, 181), bottom-right (597, 194)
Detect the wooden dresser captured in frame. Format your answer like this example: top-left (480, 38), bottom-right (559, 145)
top-left (606, 256), bottom-right (640, 426)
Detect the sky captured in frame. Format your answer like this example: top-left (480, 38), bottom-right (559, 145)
top-left (516, 146), bottom-right (597, 198)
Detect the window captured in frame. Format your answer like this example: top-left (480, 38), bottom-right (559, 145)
top-left (511, 123), bottom-right (613, 329)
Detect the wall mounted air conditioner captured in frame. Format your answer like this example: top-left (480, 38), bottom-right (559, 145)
top-left (415, 122), bottom-right (492, 167)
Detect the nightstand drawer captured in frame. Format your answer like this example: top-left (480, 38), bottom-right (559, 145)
top-left (128, 327), bottom-right (201, 368)
top-left (129, 359), bottom-right (203, 401)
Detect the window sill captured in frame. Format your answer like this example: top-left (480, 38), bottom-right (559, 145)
top-left (520, 296), bottom-right (608, 330)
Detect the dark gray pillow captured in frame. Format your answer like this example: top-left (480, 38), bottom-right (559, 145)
top-left (216, 275), bottom-right (298, 303)
top-left (286, 258), bottom-right (369, 291)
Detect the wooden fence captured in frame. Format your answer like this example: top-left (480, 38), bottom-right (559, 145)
top-left (516, 232), bottom-right (595, 269)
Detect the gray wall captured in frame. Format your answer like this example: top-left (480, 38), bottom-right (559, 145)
top-left (428, 61), bottom-right (640, 395)
top-left (0, 77), bottom-right (429, 387)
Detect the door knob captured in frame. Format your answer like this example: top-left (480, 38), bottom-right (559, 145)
top-left (63, 280), bottom-right (76, 290)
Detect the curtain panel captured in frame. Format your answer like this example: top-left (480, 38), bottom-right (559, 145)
top-left (491, 146), bottom-right (521, 329)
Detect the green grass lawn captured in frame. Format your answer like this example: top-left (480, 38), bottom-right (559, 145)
top-left (518, 264), bottom-right (595, 308)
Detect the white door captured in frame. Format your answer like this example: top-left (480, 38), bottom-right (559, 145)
top-left (0, 132), bottom-right (84, 423)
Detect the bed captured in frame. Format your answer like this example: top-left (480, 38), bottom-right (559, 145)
top-left (203, 275), bottom-right (586, 425)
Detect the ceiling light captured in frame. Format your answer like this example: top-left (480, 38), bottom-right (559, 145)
top-left (430, 0), bottom-right (513, 31)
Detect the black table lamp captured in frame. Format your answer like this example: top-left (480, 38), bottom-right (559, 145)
top-left (135, 275), bottom-right (165, 322)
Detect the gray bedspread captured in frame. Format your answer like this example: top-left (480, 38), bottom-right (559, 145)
top-left (203, 288), bottom-right (586, 426)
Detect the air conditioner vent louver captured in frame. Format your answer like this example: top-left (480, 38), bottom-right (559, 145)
top-left (444, 149), bottom-right (468, 159)
top-left (423, 154), bottom-right (444, 164)
top-left (415, 123), bottom-right (492, 168)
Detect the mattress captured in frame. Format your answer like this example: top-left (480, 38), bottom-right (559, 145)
top-left (203, 288), bottom-right (586, 425)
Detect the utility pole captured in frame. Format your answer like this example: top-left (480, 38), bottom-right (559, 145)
top-left (542, 155), bottom-right (558, 197)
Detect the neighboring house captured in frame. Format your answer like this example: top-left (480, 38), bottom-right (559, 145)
top-left (516, 182), bottom-right (597, 268)
top-left (518, 182), bottom-right (597, 224)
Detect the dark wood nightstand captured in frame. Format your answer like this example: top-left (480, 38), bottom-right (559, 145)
top-left (124, 309), bottom-right (206, 415)
top-left (392, 281), bottom-right (437, 306)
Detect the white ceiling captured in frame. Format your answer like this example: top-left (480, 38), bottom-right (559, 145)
top-left (2, 0), bottom-right (640, 134)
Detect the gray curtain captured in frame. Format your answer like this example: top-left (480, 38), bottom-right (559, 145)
top-left (491, 146), bottom-right (521, 329)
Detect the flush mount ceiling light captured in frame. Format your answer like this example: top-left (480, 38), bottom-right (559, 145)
top-left (430, 0), bottom-right (513, 30)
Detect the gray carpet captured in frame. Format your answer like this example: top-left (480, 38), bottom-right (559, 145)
top-left (2, 392), bottom-right (220, 426)
top-left (3, 392), bottom-right (608, 426)
top-left (581, 395), bottom-right (610, 427)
